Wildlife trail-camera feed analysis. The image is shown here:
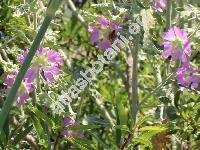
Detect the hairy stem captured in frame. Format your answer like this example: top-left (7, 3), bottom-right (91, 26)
top-left (163, 0), bottom-right (172, 79)
top-left (166, 0), bottom-right (172, 30)
top-left (139, 72), bottom-right (175, 107)
top-left (66, 0), bottom-right (87, 28)
top-left (93, 94), bottom-right (114, 126)
top-left (126, 47), bottom-right (133, 105)
top-left (129, 39), bottom-right (139, 126)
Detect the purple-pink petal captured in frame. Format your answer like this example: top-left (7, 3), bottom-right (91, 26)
top-left (88, 27), bottom-right (100, 44)
top-left (176, 63), bottom-right (199, 88)
top-left (99, 16), bottom-right (109, 28)
top-left (43, 71), bottom-right (55, 83)
top-left (18, 92), bottom-right (29, 106)
top-left (3, 74), bottom-right (15, 87)
top-left (173, 26), bottom-right (188, 40)
top-left (47, 49), bottom-right (63, 65)
top-left (109, 21), bottom-right (122, 30)
top-left (37, 47), bottom-right (48, 56)
top-left (61, 117), bottom-right (76, 137)
top-left (183, 40), bottom-right (192, 55)
top-left (161, 28), bottom-right (176, 41)
top-left (96, 36), bottom-right (112, 50)
top-left (61, 131), bottom-right (73, 137)
top-left (154, 0), bottom-right (166, 12)
top-left (161, 46), bottom-right (172, 59)
top-left (18, 51), bottom-right (29, 63)
top-left (42, 66), bottom-right (59, 83)
top-left (4, 73), bottom-right (33, 106)
top-left (63, 117), bottom-right (76, 126)
top-left (25, 67), bottom-right (38, 83)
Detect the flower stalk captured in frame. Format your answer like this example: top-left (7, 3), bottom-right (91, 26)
top-left (130, 40), bottom-right (139, 126)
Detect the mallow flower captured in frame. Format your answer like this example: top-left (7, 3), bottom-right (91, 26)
top-left (176, 63), bottom-right (199, 88)
top-left (61, 117), bottom-right (76, 137)
top-left (3, 73), bottom-right (33, 106)
top-left (88, 15), bottom-right (122, 50)
top-left (154, 0), bottom-right (166, 12)
top-left (19, 48), bottom-right (63, 83)
top-left (4, 48), bottom-right (62, 106)
top-left (160, 26), bottom-right (192, 62)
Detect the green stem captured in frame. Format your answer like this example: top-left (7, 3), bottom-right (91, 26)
top-left (92, 91), bottom-right (114, 126)
top-left (166, 0), bottom-right (172, 30)
top-left (163, 0), bottom-right (172, 79)
top-left (0, 0), bottom-right (62, 130)
top-left (110, 0), bottom-right (116, 8)
top-left (67, 0), bottom-right (87, 28)
top-left (139, 72), bottom-right (175, 107)
top-left (36, 69), bottom-right (41, 93)
top-left (129, 39), bottom-right (139, 126)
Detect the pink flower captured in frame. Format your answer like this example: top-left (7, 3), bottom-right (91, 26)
top-left (20, 48), bottom-right (63, 83)
top-left (88, 16), bottom-right (122, 50)
top-left (3, 48), bottom-right (63, 106)
top-left (3, 73), bottom-right (33, 106)
top-left (160, 26), bottom-right (192, 62)
top-left (154, 0), bottom-right (166, 12)
top-left (38, 48), bottom-right (62, 65)
top-left (176, 63), bottom-right (199, 88)
top-left (61, 117), bottom-right (76, 137)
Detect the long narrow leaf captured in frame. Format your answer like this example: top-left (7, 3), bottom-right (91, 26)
top-left (31, 114), bottom-right (50, 149)
top-left (30, 107), bottom-right (54, 128)
top-left (11, 125), bottom-right (33, 146)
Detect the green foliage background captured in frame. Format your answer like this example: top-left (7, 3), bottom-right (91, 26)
top-left (0, 0), bottom-right (199, 149)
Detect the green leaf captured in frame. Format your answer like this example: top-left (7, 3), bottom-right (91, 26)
top-left (132, 138), bottom-right (152, 148)
top-left (3, 115), bottom-right (9, 145)
top-left (11, 125), bottom-right (33, 146)
top-left (30, 107), bottom-right (53, 128)
top-left (0, 130), bottom-right (6, 147)
top-left (67, 137), bottom-right (89, 150)
top-left (115, 94), bottom-right (128, 125)
top-left (73, 137), bottom-right (94, 149)
top-left (166, 106), bottom-right (179, 120)
top-left (87, 131), bottom-right (107, 149)
top-left (115, 106), bottom-right (122, 146)
top-left (138, 131), bottom-right (161, 140)
top-left (135, 115), bottom-right (152, 127)
top-left (139, 126), bottom-right (167, 132)
top-left (174, 91), bottom-right (181, 108)
top-left (64, 125), bottom-right (102, 131)
top-left (31, 114), bottom-right (50, 149)
top-left (114, 125), bottom-right (129, 132)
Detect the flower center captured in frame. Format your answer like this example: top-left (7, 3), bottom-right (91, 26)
top-left (18, 82), bottom-right (26, 96)
top-left (171, 38), bottom-right (183, 51)
top-left (33, 53), bottom-right (48, 66)
top-left (184, 71), bottom-right (191, 77)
